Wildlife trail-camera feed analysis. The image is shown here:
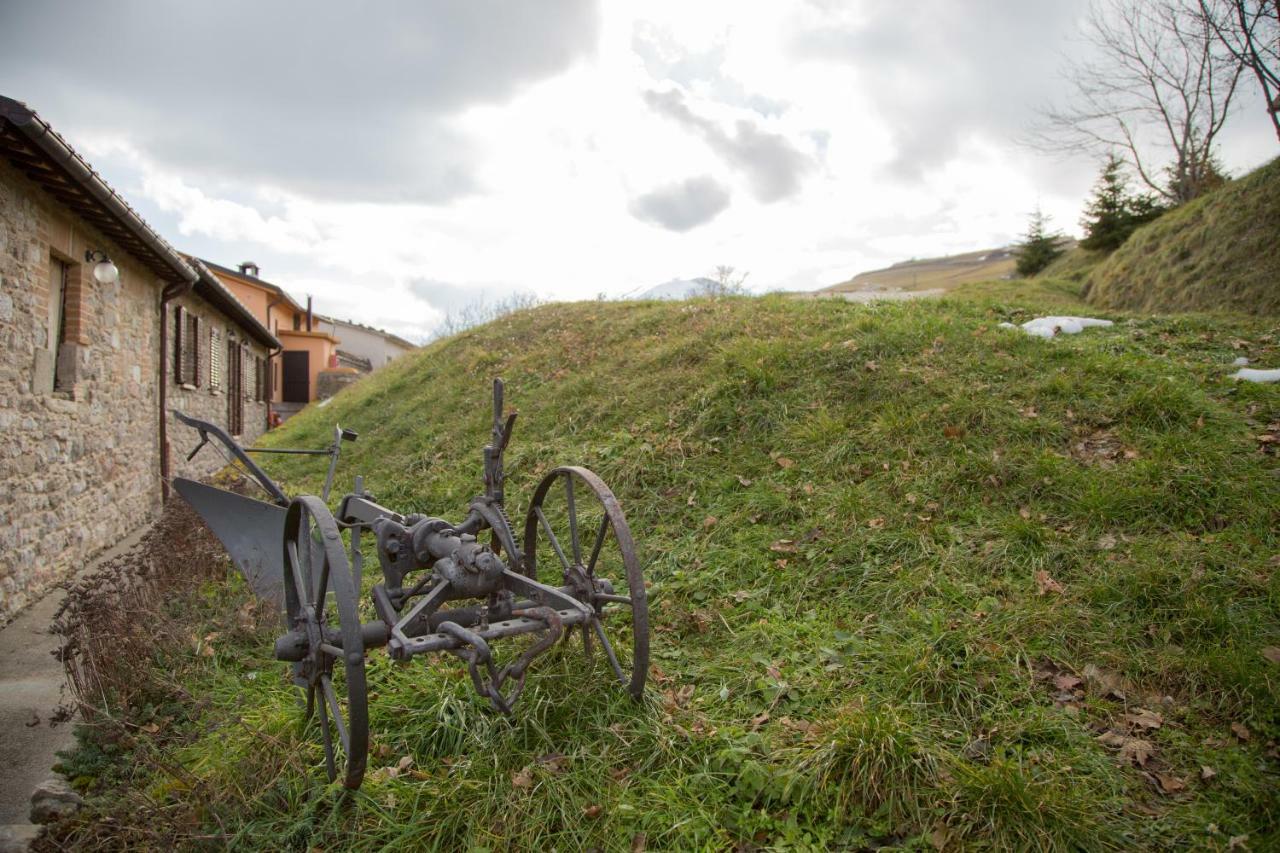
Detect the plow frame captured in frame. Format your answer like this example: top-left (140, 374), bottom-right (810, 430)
top-left (172, 379), bottom-right (649, 789)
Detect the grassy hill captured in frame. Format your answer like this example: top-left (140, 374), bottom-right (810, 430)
top-left (820, 247), bottom-right (1019, 294)
top-left (1085, 157), bottom-right (1280, 315)
top-left (52, 286), bottom-right (1280, 850)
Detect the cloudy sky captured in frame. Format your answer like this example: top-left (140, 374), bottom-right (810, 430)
top-left (1, 1), bottom-right (1274, 341)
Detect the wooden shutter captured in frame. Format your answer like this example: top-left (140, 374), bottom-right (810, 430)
top-left (191, 314), bottom-right (201, 387)
top-left (172, 305), bottom-right (184, 383)
top-left (209, 327), bottom-right (221, 390)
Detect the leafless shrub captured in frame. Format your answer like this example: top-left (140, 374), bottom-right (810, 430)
top-left (51, 494), bottom-right (260, 712)
top-left (429, 291), bottom-right (541, 341)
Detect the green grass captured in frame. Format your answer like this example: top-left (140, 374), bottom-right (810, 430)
top-left (54, 284), bottom-right (1280, 850)
top-left (1085, 156), bottom-right (1280, 316)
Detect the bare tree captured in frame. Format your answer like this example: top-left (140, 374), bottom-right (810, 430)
top-left (1199, 0), bottom-right (1280, 142)
top-left (696, 265), bottom-right (750, 297)
top-left (428, 292), bottom-right (540, 341)
top-left (1038, 0), bottom-right (1242, 204)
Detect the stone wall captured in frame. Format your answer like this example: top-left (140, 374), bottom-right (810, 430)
top-left (165, 290), bottom-right (269, 481)
top-left (0, 160), bottom-right (270, 621)
top-left (0, 159), bottom-right (163, 620)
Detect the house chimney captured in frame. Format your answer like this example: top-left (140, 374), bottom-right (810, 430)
top-left (306, 295), bottom-right (313, 331)
top-left (238, 261), bottom-right (259, 277)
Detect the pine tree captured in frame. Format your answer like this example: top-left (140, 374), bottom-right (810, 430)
top-left (1080, 155), bottom-right (1164, 253)
top-left (1015, 207), bottom-right (1065, 276)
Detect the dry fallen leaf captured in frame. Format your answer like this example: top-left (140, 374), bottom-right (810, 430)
top-left (867, 517), bottom-right (885, 529)
top-left (775, 456), bottom-right (795, 469)
top-left (631, 832), bottom-right (647, 853)
top-left (1125, 708), bottom-right (1163, 730)
top-left (1097, 731), bottom-right (1155, 767)
top-left (1231, 722), bottom-right (1251, 741)
top-left (1096, 533), bottom-right (1118, 551)
top-left (511, 766), bottom-right (534, 789)
top-left (1262, 646), bottom-right (1280, 664)
top-left (769, 539), bottom-right (797, 553)
top-left (582, 804), bottom-right (603, 818)
top-left (1019, 506), bottom-right (1032, 520)
top-left (1083, 664), bottom-right (1127, 700)
top-left (750, 711), bottom-right (770, 730)
top-left (1153, 772), bottom-right (1186, 794)
top-left (1200, 765), bottom-right (1217, 781)
top-left (737, 475), bottom-right (753, 487)
top-left (703, 515), bottom-right (717, 529)
top-left (1035, 570), bottom-right (1064, 595)
top-left (943, 425), bottom-right (966, 439)
top-left (1120, 738), bottom-right (1156, 767)
top-left (1053, 673), bottom-right (1082, 691)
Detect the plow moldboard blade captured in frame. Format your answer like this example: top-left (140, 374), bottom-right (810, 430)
top-left (174, 478), bottom-right (286, 605)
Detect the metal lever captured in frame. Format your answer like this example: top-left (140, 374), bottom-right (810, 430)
top-left (186, 433), bottom-right (210, 462)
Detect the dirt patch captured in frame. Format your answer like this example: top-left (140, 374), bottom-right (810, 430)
top-left (1069, 429), bottom-right (1139, 467)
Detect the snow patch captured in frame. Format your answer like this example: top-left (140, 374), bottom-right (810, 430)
top-left (998, 316), bottom-right (1114, 338)
top-left (1232, 356), bottom-right (1250, 366)
top-left (1231, 368), bottom-right (1280, 383)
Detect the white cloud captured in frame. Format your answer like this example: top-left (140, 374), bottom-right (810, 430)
top-left (9, 1), bottom-right (1270, 341)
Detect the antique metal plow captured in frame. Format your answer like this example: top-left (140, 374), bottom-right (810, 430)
top-left (172, 380), bottom-right (649, 789)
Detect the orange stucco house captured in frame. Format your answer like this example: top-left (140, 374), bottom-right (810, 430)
top-left (193, 259), bottom-right (341, 421)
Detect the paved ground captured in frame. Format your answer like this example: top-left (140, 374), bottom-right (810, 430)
top-left (0, 526), bottom-right (146, 839)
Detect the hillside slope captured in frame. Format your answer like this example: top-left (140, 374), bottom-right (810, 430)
top-left (1085, 156), bottom-right (1280, 315)
top-left (821, 247), bottom-right (1017, 294)
top-left (53, 289), bottom-right (1280, 850)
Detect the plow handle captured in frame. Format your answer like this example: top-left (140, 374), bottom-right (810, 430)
top-left (172, 410), bottom-right (289, 505)
top-left (484, 378), bottom-right (517, 504)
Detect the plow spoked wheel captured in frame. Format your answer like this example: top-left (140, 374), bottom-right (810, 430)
top-left (283, 496), bottom-right (369, 789)
top-left (524, 467), bottom-right (649, 700)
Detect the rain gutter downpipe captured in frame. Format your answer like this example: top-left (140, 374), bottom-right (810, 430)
top-left (159, 276), bottom-right (196, 500)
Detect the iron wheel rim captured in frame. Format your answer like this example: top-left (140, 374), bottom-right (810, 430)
top-left (523, 466), bottom-right (649, 700)
top-left (283, 495), bottom-right (369, 789)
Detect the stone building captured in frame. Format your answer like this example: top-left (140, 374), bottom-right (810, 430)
top-left (0, 97), bottom-right (278, 621)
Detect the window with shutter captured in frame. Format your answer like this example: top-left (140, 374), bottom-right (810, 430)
top-left (172, 305), bottom-right (184, 384)
top-left (188, 312), bottom-right (200, 386)
top-left (209, 327), bottom-right (223, 391)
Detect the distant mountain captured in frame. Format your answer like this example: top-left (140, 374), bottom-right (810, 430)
top-left (635, 277), bottom-right (718, 300)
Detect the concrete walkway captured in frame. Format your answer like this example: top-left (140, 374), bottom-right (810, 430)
top-left (0, 526), bottom-right (147, 844)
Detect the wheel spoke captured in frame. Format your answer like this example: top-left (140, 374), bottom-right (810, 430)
top-left (591, 618), bottom-right (628, 685)
top-left (303, 682), bottom-right (316, 722)
top-left (316, 680), bottom-right (337, 781)
top-left (314, 552), bottom-right (331, 623)
top-left (565, 473), bottom-right (582, 566)
top-left (287, 541), bottom-right (312, 612)
top-left (586, 516), bottom-right (609, 576)
top-left (535, 506), bottom-right (572, 573)
top-left (321, 675), bottom-right (350, 752)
